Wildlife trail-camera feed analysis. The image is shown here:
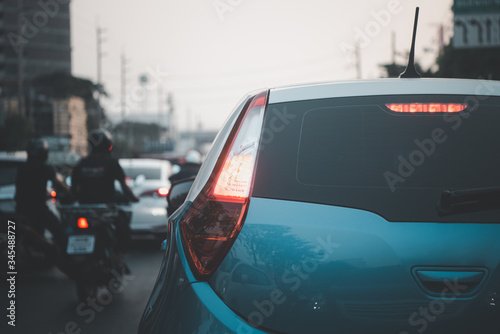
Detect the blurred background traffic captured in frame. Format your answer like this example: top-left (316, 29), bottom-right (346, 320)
top-left (2, 0), bottom-right (500, 333)
top-left (1, 0), bottom-right (500, 163)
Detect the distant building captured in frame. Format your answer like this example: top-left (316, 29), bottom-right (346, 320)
top-left (32, 97), bottom-right (87, 155)
top-left (0, 98), bottom-right (19, 126)
top-left (52, 97), bottom-right (87, 156)
top-left (0, 0), bottom-right (80, 155)
top-left (35, 97), bottom-right (87, 164)
top-left (0, 0), bottom-right (72, 98)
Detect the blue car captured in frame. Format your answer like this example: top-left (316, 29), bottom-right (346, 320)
top-left (138, 78), bottom-right (500, 334)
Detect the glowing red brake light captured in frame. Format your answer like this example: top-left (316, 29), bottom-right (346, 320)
top-left (51, 190), bottom-right (57, 198)
top-left (77, 217), bottom-right (89, 229)
top-left (158, 187), bottom-right (169, 196)
top-left (180, 91), bottom-right (268, 279)
top-left (213, 154), bottom-right (254, 202)
top-left (386, 103), bottom-right (467, 113)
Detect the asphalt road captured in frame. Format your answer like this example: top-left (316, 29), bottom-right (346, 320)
top-left (3, 241), bottom-right (164, 334)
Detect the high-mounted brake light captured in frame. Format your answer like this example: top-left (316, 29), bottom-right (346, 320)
top-left (77, 217), bottom-right (89, 229)
top-left (180, 91), bottom-right (268, 279)
top-left (386, 103), bottom-right (467, 113)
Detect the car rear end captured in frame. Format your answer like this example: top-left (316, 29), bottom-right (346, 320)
top-left (120, 159), bottom-right (171, 238)
top-left (140, 79), bottom-right (500, 334)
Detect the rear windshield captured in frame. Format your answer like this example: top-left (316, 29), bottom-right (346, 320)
top-left (122, 167), bottom-right (161, 180)
top-left (253, 95), bottom-right (500, 222)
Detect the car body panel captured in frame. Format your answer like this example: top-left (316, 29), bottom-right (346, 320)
top-left (139, 203), bottom-right (273, 334)
top-left (268, 78), bottom-right (500, 104)
top-left (139, 79), bottom-right (500, 334)
top-left (209, 197), bottom-right (500, 333)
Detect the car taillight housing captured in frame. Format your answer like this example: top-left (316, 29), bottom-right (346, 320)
top-left (180, 91), bottom-right (268, 279)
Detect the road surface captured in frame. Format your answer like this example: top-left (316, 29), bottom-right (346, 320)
top-left (3, 241), bottom-right (164, 334)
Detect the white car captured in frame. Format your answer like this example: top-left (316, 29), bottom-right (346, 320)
top-left (119, 159), bottom-right (172, 239)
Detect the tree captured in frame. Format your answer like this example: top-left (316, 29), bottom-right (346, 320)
top-left (380, 43), bottom-right (500, 80)
top-left (31, 72), bottom-right (108, 131)
top-left (379, 57), bottom-right (432, 78)
top-left (433, 44), bottom-right (500, 80)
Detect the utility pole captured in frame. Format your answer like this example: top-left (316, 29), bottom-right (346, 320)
top-left (96, 24), bottom-right (106, 127)
top-left (17, 0), bottom-right (25, 117)
top-left (392, 31), bottom-right (397, 65)
top-left (354, 39), bottom-right (362, 79)
top-left (166, 93), bottom-right (175, 141)
top-left (120, 51), bottom-right (128, 122)
top-left (158, 84), bottom-right (163, 140)
top-left (186, 108), bottom-right (192, 133)
top-left (438, 25), bottom-right (445, 56)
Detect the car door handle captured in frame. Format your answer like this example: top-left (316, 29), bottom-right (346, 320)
top-left (417, 270), bottom-right (484, 284)
top-left (413, 268), bottom-right (487, 297)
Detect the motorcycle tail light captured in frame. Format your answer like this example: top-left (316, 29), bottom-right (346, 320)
top-left (77, 217), bottom-right (89, 229)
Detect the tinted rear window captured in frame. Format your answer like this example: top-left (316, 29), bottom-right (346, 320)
top-left (253, 95), bottom-right (500, 222)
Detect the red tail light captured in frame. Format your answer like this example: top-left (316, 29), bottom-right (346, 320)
top-left (386, 103), bottom-right (467, 113)
top-left (158, 187), bottom-right (169, 196)
top-left (77, 217), bottom-right (89, 229)
top-left (180, 91), bottom-right (268, 279)
top-left (51, 190), bottom-right (57, 198)
top-left (140, 187), bottom-right (170, 197)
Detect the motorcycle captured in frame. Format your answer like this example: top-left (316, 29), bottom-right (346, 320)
top-left (0, 209), bottom-right (60, 272)
top-left (59, 203), bottom-right (132, 301)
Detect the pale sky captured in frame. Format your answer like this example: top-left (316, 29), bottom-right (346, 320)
top-left (71, 0), bottom-right (455, 132)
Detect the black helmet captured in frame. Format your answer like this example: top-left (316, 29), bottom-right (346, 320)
top-left (88, 129), bottom-right (113, 154)
top-left (27, 138), bottom-right (49, 162)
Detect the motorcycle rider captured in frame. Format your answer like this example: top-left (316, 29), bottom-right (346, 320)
top-left (71, 129), bottom-right (139, 273)
top-left (15, 138), bottom-right (73, 253)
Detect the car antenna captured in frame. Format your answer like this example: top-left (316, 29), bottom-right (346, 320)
top-left (399, 7), bottom-right (421, 79)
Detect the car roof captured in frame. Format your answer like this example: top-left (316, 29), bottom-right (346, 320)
top-left (119, 158), bottom-right (170, 169)
top-left (0, 158), bottom-right (26, 166)
top-left (268, 78), bottom-right (500, 104)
